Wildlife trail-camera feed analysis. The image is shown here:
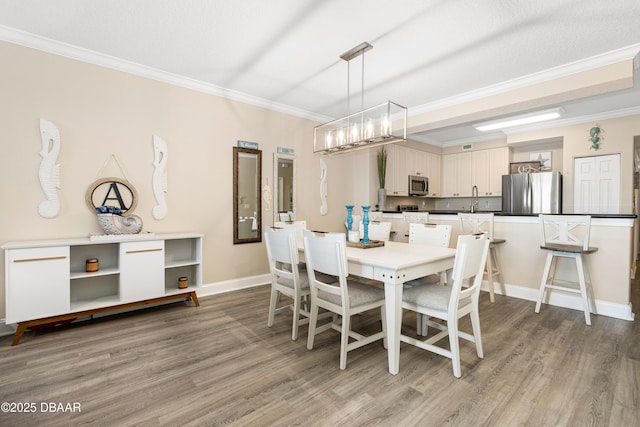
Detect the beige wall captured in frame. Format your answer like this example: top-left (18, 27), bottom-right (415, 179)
top-left (0, 41), bottom-right (364, 319)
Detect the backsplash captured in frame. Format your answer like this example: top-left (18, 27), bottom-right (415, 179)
top-left (381, 195), bottom-right (502, 212)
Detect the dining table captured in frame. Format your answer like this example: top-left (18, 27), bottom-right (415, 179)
top-left (299, 238), bottom-right (456, 375)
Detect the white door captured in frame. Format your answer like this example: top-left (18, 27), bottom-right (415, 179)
top-left (574, 154), bottom-right (620, 214)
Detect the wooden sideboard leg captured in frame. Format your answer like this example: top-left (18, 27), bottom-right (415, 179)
top-left (189, 291), bottom-right (200, 307)
top-left (12, 322), bottom-right (28, 346)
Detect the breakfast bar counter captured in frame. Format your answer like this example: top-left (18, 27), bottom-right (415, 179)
top-left (424, 213), bottom-right (636, 321)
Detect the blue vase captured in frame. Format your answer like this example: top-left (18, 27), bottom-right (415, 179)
top-left (361, 205), bottom-right (371, 243)
top-left (345, 205), bottom-right (354, 231)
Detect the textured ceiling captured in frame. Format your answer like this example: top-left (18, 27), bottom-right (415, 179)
top-left (1, 0), bottom-right (639, 145)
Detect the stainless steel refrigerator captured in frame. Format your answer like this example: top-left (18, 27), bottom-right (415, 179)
top-left (502, 172), bottom-right (562, 214)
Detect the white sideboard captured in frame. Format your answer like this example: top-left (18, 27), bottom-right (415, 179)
top-left (3, 232), bottom-right (203, 345)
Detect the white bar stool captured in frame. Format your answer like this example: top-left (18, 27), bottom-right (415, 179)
top-left (458, 213), bottom-right (505, 302)
top-left (535, 215), bottom-right (598, 325)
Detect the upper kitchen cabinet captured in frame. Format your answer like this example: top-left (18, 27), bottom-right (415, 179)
top-left (472, 147), bottom-right (510, 196)
top-left (442, 152), bottom-right (472, 197)
top-left (386, 144), bottom-right (409, 196)
top-left (382, 144), bottom-right (441, 197)
top-left (408, 149), bottom-right (427, 176)
top-left (408, 150), bottom-right (441, 196)
top-left (425, 152), bottom-right (441, 197)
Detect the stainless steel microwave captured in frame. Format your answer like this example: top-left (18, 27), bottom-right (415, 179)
top-left (409, 175), bottom-right (428, 196)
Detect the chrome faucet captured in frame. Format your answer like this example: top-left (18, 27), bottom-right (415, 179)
top-left (470, 185), bottom-right (479, 213)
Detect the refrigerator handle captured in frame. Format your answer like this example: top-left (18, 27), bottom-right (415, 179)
top-left (524, 174), bottom-right (532, 213)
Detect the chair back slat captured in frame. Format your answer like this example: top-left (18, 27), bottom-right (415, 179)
top-left (278, 211), bottom-right (294, 222)
top-left (450, 234), bottom-right (490, 308)
top-left (358, 221), bottom-right (392, 241)
top-left (274, 220), bottom-right (307, 242)
top-left (409, 223), bottom-right (452, 247)
top-left (539, 214), bottom-right (591, 251)
top-left (458, 213), bottom-right (494, 240)
top-left (264, 227), bottom-right (300, 277)
top-left (264, 226), bottom-right (304, 299)
top-left (303, 230), bottom-right (347, 299)
top-left (403, 212), bottom-right (429, 225)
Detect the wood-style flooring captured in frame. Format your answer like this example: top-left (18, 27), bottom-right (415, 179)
top-left (1, 276), bottom-right (639, 426)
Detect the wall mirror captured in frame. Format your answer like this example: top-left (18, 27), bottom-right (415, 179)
top-left (233, 147), bottom-right (262, 244)
top-left (273, 152), bottom-right (296, 223)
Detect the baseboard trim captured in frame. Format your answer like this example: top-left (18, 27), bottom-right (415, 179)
top-left (0, 320), bottom-right (16, 337)
top-left (2, 276), bottom-right (631, 335)
top-left (481, 281), bottom-right (635, 321)
top-left (197, 274), bottom-right (270, 298)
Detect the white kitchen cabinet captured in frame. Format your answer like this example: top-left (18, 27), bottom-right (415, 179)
top-left (425, 152), bottom-right (441, 197)
top-left (408, 149), bottom-right (427, 176)
top-left (472, 147), bottom-right (509, 196)
top-left (384, 145), bottom-right (440, 197)
top-left (3, 233), bottom-right (202, 345)
top-left (386, 144), bottom-right (409, 196)
top-left (442, 152), bottom-right (472, 197)
top-left (5, 246), bottom-right (70, 324)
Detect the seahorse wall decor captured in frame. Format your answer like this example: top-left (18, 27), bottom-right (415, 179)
top-left (151, 135), bottom-right (168, 220)
top-left (589, 125), bottom-right (603, 150)
top-left (38, 119), bottom-right (61, 218)
top-left (319, 158), bottom-right (327, 215)
top-left (262, 178), bottom-right (272, 211)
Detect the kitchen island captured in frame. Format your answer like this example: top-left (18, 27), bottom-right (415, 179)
top-left (381, 210), bottom-right (636, 321)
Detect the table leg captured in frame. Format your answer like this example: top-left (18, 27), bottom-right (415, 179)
top-left (383, 282), bottom-right (403, 375)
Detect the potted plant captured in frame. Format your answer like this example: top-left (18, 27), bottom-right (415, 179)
top-left (377, 146), bottom-right (387, 210)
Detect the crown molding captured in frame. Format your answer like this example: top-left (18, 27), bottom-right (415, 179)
top-left (409, 43), bottom-right (640, 117)
top-left (0, 25), bottom-right (329, 123)
top-left (2, 24), bottom-right (638, 130)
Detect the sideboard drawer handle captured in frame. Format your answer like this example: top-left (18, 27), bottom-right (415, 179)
top-left (14, 255), bottom-right (67, 263)
top-left (125, 248), bottom-right (163, 254)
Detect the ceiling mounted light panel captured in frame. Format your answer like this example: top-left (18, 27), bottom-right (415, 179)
top-left (472, 107), bottom-right (564, 132)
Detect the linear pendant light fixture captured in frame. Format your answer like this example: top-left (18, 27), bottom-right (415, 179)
top-left (472, 107), bottom-right (564, 131)
top-left (313, 42), bottom-right (407, 155)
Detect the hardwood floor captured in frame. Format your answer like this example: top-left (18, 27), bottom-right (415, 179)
top-left (1, 276), bottom-right (638, 426)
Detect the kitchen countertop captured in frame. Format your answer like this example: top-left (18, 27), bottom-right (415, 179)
top-left (381, 210), bottom-right (637, 219)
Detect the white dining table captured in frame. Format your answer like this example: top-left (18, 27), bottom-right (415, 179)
top-left (300, 239), bottom-right (456, 375)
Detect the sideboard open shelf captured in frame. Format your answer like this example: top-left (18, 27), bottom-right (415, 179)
top-left (3, 233), bottom-right (203, 345)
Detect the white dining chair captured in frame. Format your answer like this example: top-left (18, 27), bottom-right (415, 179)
top-left (458, 213), bottom-right (505, 302)
top-left (400, 233), bottom-right (490, 378)
top-left (407, 223), bottom-right (453, 334)
top-left (407, 222), bottom-right (453, 285)
top-left (403, 211), bottom-right (429, 225)
top-left (409, 223), bottom-right (452, 247)
top-left (264, 227), bottom-right (310, 341)
top-left (359, 221), bottom-right (392, 241)
top-left (303, 230), bottom-right (387, 370)
top-left (535, 214), bottom-right (598, 325)
top-left (274, 220), bottom-right (307, 242)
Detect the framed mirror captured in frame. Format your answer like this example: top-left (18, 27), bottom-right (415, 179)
top-left (273, 152), bottom-right (296, 223)
top-left (233, 147), bottom-right (262, 244)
